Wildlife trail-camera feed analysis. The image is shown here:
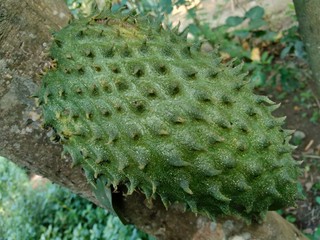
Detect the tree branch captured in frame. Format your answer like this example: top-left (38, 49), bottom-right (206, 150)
top-left (0, 0), bottom-right (308, 239)
top-left (0, 0), bottom-right (96, 203)
top-left (293, 0), bottom-right (320, 98)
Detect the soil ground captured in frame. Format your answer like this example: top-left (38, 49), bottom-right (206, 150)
top-left (266, 88), bottom-right (320, 236)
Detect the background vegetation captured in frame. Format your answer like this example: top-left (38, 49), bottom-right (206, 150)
top-left (0, 156), bottom-right (154, 240)
top-left (0, 0), bottom-right (319, 239)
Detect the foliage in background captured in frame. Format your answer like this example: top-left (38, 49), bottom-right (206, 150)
top-left (0, 157), bottom-right (153, 240)
top-left (186, 4), bottom-right (307, 92)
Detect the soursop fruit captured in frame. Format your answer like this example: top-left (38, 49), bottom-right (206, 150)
top-left (37, 8), bottom-right (299, 221)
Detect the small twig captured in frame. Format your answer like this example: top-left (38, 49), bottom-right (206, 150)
top-left (304, 139), bottom-right (314, 151)
top-left (302, 154), bottom-right (320, 159)
top-left (230, 0), bottom-right (235, 12)
top-left (293, 154), bottom-right (300, 159)
top-left (313, 94), bottom-right (320, 110)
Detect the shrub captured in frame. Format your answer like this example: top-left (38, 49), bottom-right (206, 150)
top-left (0, 157), bottom-right (153, 240)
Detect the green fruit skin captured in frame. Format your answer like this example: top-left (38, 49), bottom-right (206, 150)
top-left (37, 10), bottom-right (299, 221)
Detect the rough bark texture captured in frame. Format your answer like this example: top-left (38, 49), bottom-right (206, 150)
top-left (0, 0), bottom-right (308, 239)
top-left (293, 0), bottom-right (320, 97)
top-left (0, 0), bottom-right (98, 205)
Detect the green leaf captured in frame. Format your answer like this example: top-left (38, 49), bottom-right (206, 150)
top-left (316, 196), bottom-right (320, 205)
top-left (160, 0), bottom-right (173, 13)
top-left (285, 215), bottom-right (296, 223)
top-left (294, 40), bottom-right (306, 59)
top-left (276, 209), bottom-right (283, 215)
top-left (92, 176), bottom-right (117, 216)
top-left (280, 46), bottom-right (292, 59)
top-left (188, 23), bottom-right (202, 37)
top-left (261, 52), bottom-right (269, 62)
top-left (315, 227), bottom-right (320, 238)
top-left (251, 70), bottom-right (267, 88)
top-left (248, 19), bottom-right (267, 30)
top-left (225, 16), bottom-right (244, 27)
top-left (261, 31), bottom-right (277, 41)
top-left (245, 6), bottom-right (265, 20)
top-left (177, 0), bottom-right (186, 5)
top-left (232, 30), bottom-right (250, 38)
top-left (187, 6), bottom-right (197, 19)
top-left (313, 183), bottom-right (320, 190)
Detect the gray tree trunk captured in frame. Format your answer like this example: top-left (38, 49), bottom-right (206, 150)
top-left (0, 0), bottom-right (307, 239)
top-left (293, 0), bottom-right (320, 97)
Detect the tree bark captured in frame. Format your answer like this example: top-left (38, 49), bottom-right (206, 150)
top-left (293, 0), bottom-right (320, 97)
top-left (0, 0), bottom-right (308, 239)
